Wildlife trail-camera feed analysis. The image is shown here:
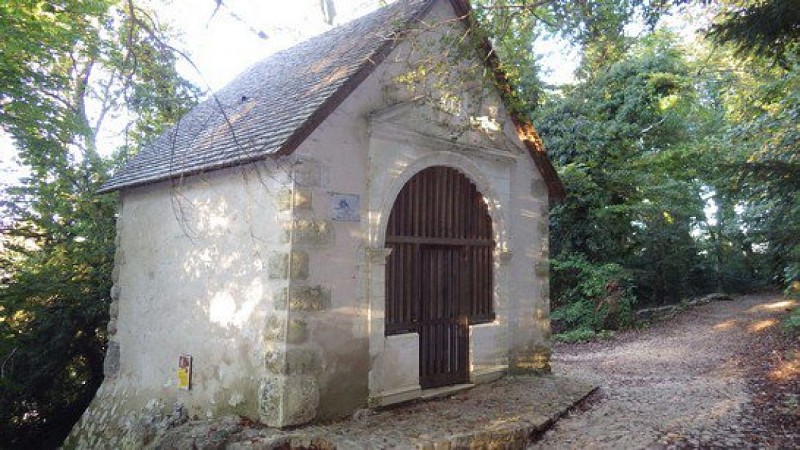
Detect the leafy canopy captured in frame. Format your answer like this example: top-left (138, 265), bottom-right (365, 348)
top-left (0, 0), bottom-right (198, 447)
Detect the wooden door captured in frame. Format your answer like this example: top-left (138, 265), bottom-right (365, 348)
top-left (385, 166), bottom-right (494, 389)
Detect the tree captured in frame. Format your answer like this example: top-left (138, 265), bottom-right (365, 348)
top-left (537, 31), bottom-right (711, 312)
top-left (0, 1), bottom-right (198, 447)
top-left (708, 0), bottom-right (800, 68)
top-left (700, 0), bottom-right (800, 292)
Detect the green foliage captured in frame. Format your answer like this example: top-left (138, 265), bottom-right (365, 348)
top-left (708, 0), bottom-right (800, 68)
top-left (538, 32), bottom-right (710, 305)
top-left (551, 254), bottom-right (636, 332)
top-left (0, 0), bottom-right (198, 446)
top-left (538, 0), bottom-right (800, 336)
top-left (734, 53), bottom-right (800, 291)
top-left (783, 307), bottom-right (800, 339)
top-left (470, 0), bottom-right (681, 110)
top-left (469, 0), bottom-right (798, 334)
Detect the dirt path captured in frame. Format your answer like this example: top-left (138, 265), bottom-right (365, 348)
top-left (530, 292), bottom-right (799, 449)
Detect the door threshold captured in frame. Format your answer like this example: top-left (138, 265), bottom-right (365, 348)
top-left (419, 383), bottom-right (475, 400)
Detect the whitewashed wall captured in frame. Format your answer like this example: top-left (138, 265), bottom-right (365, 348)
top-left (68, 163), bottom-right (292, 447)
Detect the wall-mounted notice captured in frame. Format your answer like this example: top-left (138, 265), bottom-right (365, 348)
top-left (177, 355), bottom-right (192, 390)
top-left (331, 193), bottom-right (360, 222)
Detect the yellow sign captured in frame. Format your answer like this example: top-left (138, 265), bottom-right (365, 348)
top-left (177, 355), bottom-right (192, 390)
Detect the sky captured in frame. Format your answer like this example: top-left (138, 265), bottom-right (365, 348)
top-left (0, 0), bottom-right (611, 191)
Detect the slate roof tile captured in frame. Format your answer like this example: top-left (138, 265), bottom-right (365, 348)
top-left (100, 0), bottom-right (433, 193)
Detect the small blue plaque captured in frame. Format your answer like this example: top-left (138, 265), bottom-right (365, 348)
top-left (331, 193), bottom-right (360, 222)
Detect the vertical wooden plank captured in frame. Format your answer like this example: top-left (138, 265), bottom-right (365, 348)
top-left (444, 168), bottom-right (450, 237)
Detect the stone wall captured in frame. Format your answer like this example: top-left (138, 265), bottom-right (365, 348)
top-left (67, 163), bottom-right (289, 447)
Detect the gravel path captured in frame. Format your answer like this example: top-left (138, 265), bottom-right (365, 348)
top-left (530, 292), bottom-right (799, 449)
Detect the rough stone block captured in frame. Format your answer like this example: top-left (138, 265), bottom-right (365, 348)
top-left (273, 287), bottom-right (288, 310)
top-left (276, 190), bottom-right (291, 212)
top-left (540, 282), bottom-right (550, 301)
top-left (538, 219), bottom-right (548, 236)
top-left (510, 344), bottom-right (551, 375)
top-left (276, 188), bottom-right (313, 212)
top-left (285, 348), bottom-right (322, 375)
top-left (110, 285), bottom-right (121, 301)
top-left (107, 318), bottom-right (118, 335)
top-left (290, 252), bottom-right (309, 280)
top-left (287, 319), bottom-right (309, 345)
top-left (268, 253), bottom-right (289, 280)
top-left (258, 375), bottom-right (282, 424)
top-left (264, 349), bottom-right (286, 374)
top-left (111, 263), bottom-right (121, 284)
top-left (534, 259), bottom-right (549, 277)
top-left (103, 341), bottom-right (120, 377)
top-left (109, 300), bottom-right (119, 319)
top-left (264, 315), bottom-right (286, 342)
top-left (285, 220), bottom-right (332, 246)
top-left (264, 348), bottom-right (320, 376)
top-left (268, 251), bottom-right (308, 280)
top-left (283, 374), bottom-right (319, 426)
top-left (289, 285), bottom-right (331, 311)
top-left (259, 374), bottom-right (319, 428)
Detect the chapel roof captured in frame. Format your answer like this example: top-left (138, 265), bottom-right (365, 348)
top-left (100, 0), bottom-right (564, 199)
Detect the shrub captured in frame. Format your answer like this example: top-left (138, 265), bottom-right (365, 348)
top-left (783, 307), bottom-right (800, 339)
top-left (550, 254), bottom-right (637, 335)
top-left (782, 281), bottom-right (800, 339)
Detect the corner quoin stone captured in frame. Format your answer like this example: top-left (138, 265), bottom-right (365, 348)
top-left (510, 344), bottom-right (551, 375)
top-left (273, 287), bottom-right (289, 310)
top-left (263, 348), bottom-right (322, 376)
top-left (534, 259), bottom-right (549, 277)
top-left (287, 319), bottom-right (310, 345)
top-left (264, 315), bottom-right (286, 342)
top-left (276, 188), bottom-right (313, 212)
top-left (289, 285), bottom-right (331, 311)
top-left (282, 220), bottom-right (332, 245)
top-left (267, 252), bottom-right (309, 280)
top-left (531, 178), bottom-right (547, 197)
top-left (264, 317), bottom-right (309, 345)
top-left (258, 374), bottom-right (320, 428)
top-left (286, 348), bottom-right (322, 375)
top-left (103, 341), bottom-right (121, 377)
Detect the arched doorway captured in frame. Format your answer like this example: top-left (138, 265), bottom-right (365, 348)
top-left (385, 166), bottom-right (495, 389)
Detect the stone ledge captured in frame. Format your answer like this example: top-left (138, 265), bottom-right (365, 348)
top-left (370, 385), bottom-right (422, 408)
top-left (146, 376), bottom-right (597, 449)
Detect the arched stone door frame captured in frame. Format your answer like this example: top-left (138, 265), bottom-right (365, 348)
top-left (366, 151), bottom-right (512, 405)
